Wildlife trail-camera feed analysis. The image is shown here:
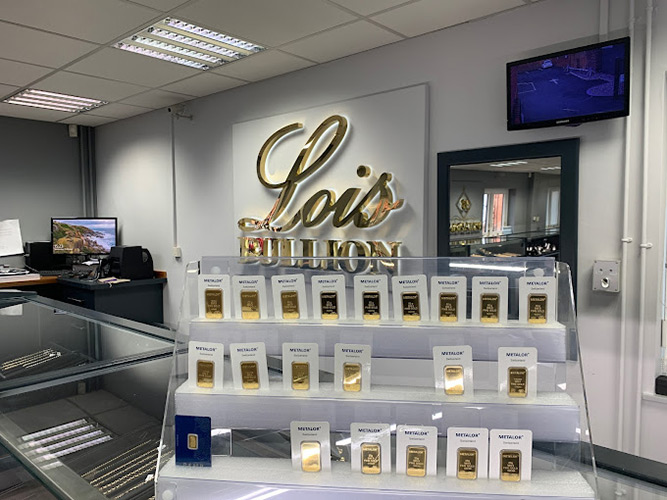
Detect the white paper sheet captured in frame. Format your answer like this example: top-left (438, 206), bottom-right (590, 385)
top-left (0, 219), bottom-right (23, 257)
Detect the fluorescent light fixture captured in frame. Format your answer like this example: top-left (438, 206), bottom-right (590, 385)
top-left (3, 89), bottom-right (107, 113)
top-left (489, 161), bottom-right (528, 167)
top-left (115, 18), bottom-right (264, 70)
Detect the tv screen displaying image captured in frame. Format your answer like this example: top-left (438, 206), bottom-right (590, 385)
top-left (52, 218), bottom-right (117, 255)
top-left (507, 37), bottom-right (630, 130)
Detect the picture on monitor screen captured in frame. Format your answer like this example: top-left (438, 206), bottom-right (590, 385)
top-left (52, 218), bottom-right (117, 255)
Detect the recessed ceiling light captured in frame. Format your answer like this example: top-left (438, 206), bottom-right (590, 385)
top-left (114, 18), bottom-right (264, 70)
top-left (2, 89), bottom-right (108, 113)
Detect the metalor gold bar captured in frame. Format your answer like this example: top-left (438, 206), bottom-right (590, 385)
top-left (362, 291), bottom-right (381, 320)
top-left (444, 365), bottom-right (464, 395)
top-left (300, 441), bottom-right (321, 472)
top-left (406, 445), bottom-right (427, 477)
top-left (291, 361), bottom-right (310, 390)
top-left (205, 288), bottom-right (223, 319)
top-left (361, 443), bottom-right (381, 474)
top-left (500, 450), bottom-right (521, 481)
top-left (196, 360), bottom-right (214, 389)
top-left (457, 447), bottom-right (478, 480)
top-left (281, 290), bottom-right (300, 320)
top-left (240, 361), bottom-right (260, 389)
top-left (439, 292), bottom-right (458, 322)
top-left (240, 290), bottom-right (260, 320)
top-left (343, 362), bottom-right (362, 392)
top-left (480, 293), bottom-right (500, 323)
top-left (320, 291), bottom-right (339, 320)
top-left (187, 433), bottom-right (198, 450)
top-left (528, 293), bottom-right (547, 324)
top-left (401, 292), bottom-right (421, 321)
top-left (508, 366), bottom-right (527, 397)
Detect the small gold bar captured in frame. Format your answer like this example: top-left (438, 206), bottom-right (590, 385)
top-left (406, 446), bottom-right (427, 477)
top-left (300, 441), bottom-right (321, 472)
top-left (508, 366), bottom-right (527, 397)
top-left (291, 361), bottom-right (310, 390)
top-left (320, 291), bottom-right (339, 320)
top-left (240, 290), bottom-right (260, 320)
top-left (240, 361), bottom-right (260, 389)
top-left (439, 292), bottom-right (458, 322)
top-left (457, 448), bottom-right (478, 480)
top-left (362, 291), bottom-right (381, 320)
top-left (205, 289), bottom-right (223, 319)
top-left (401, 292), bottom-right (421, 321)
top-left (196, 360), bottom-right (214, 389)
top-left (281, 290), bottom-right (300, 320)
top-left (528, 294), bottom-right (547, 324)
top-left (444, 365), bottom-right (464, 395)
top-left (361, 443), bottom-right (381, 474)
top-left (500, 450), bottom-right (521, 481)
top-left (343, 362), bottom-right (362, 392)
top-left (187, 433), bottom-right (198, 450)
top-left (480, 293), bottom-right (500, 323)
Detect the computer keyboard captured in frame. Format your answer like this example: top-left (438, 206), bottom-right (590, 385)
top-left (39, 269), bottom-right (69, 277)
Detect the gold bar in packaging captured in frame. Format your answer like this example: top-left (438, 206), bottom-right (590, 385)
top-left (480, 293), bottom-right (500, 323)
top-left (401, 292), bottom-right (421, 321)
top-left (240, 290), bottom-right (260, 320)
top-left (528, 294), bottom-right (547, 324)
top-left (343, 362), bottom-right (362, 392)
top-left (240, 361), bottom-right (260, 389)
top-left (500, 450), bottom-right (521, 481)
top-left (362, 291), bottom-right (381, 320)
top-left (361, 443), bottom-right (381, 474)
top-left (196, 360), bottom-right (214, 389)
top-left (444, 365), bottom-right (464, 395)
top-left (187, 433), bottom-right (198, 450)
top-left (205, 289), bottom-right (223, 319)
top-left (457, 448), bottom-right (478, 480)
top-left (439, 292), bottom-right (458, 322)
top-left (508, 366), bottom-right (527, 397)
top-left (406, 446), bottom-right (427, 477)
top-left (320, 291), bottom-right (339, 320)
top-left (291, 361), bottom-right (310, 390)
top-left (281, 290), bottom-right (300, 320)
top-left (300, 441), bottom-right (321, 472)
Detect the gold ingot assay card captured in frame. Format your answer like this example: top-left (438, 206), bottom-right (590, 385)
top-left (457, 448), bottom-right (478, 479)
top-left (240, 290), bottom-right (260, 320)
top-left (240, 361), bottom-right (259, 389)
top-left (362, 291), bottom-right (381, 320)
top-left (205, 289), bottom-right (223, 319)
top-left (528, 294), bottom-right (547, 324)
top-left (508, 366), bottom-right (527, 397)
top-left (281, 290), bottom-right (300, 320)
top-left (401, 292), bottom-right (421, 321)
top-left (406, 446), bottom-right (427, 477)
top-left (444, 365), bottom-right (464, 395)
top-left (187, 433), bottom-right (198, 450)
top-left (439, 293), bottom-right (458, 322)
top-left (196, 360), bottom-right (214, 388)
top-left (320, 291), bottom-right (339, 320)
top-left (500, 450), bottom-right (521, 481)
top-left (291, 361), bottom-right (310, 390)
top-left (343, 362), bottom-right (362, 392)
top-left (480, 293), bottom-right (500, 323)
top-left (361, 443), bottom-right (381, 474)
top-left (300, 441), bottom-right (321, 472)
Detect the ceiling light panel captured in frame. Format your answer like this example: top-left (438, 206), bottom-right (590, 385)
top-left (115, 18), bottom-right (264, 70)
top-left (2, 89), bottom-right (107, 113)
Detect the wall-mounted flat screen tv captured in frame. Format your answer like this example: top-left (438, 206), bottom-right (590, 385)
top-left (52, 217), bottom-right (118, 255)
top-left (507, 37), bottom-right (630, 130)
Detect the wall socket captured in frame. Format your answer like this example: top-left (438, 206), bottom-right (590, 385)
top-left (592, 260), bottom-right (620, 292)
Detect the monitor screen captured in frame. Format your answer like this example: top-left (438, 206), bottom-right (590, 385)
top-left (507, 37), bottom-right (630, 130)
top-left (51, 218), bottom-right (117, 255)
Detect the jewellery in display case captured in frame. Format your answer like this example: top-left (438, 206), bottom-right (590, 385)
top-left (232, 275), bottom-right (268, 320)
top-left (300, 441), bottom-right (321, 472)
top-left (406, 446), bottom-right (427, 477)
top-left (472, 276), bottom-right (509, 324)
top-left (457, 448), bottom-right (478, 479)
top-left (334, 343), bottom-right (372, 393)
top-left (528, 294), bottom-right (547, 323)
top-left (351, 423), bottom-right (391, 475)
top-left (392, 274), bottom-right (429, 322)
top-left (198, 274), bottom-right (231, 320)
top-left (282, 343), bottom-right (319, 391)
top-left (500, 450), bottom-right (521, 481)
top-left (362, 291), bottom-right (381, 320)
top-left (519, 277), bottom-right (557, 324)
top-left (433, 345), bottom-right (474, 396)
top-left (430, 276), bottom-right (466, 322)
top-left (446, 427), bottom-right (488, 479)
top-left (272, 274), bottom-right (307, 320)
top-left (444, 365), bottom-right (464, 395)
top-left (230, 342), bottom-right (269, 391)
top-left (480, 293), bottom-right (500, 323)
top-left (241, 290), bottom-right (260, 320)
top-left (395, 425), bottom-right (438, 477)
top-left (312, 274), bottom-right (346, 320)
top-left (290, 421), bottom-right (331, 472)
top-left (188, 341), bottom-right (224, 390)
top-left (498, 347), bottom-right (537, 399)
top-left (507, 367), bottom-right (527, 398)
top-left (240, 361), bottom-right (259, 389)
top-left (489, 429), bottom-right (533, 481)
top-left (175, 415), bottom-right (211, 467)
top-left (354, 275), bottom-right (389, 321)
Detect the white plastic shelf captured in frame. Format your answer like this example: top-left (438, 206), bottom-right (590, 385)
top-left (174, 381), bottom-right (580, 442)
top-left (157, 457), bottom-right (595, 500)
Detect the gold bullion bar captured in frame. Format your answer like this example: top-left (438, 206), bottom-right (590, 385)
top-left (187, 433), bottom-right (198, 450)
top-left (362, 291), bottom-right (381, 320)
top-left (320, 291), bottom-right (339, 320)
top-left (500, 450), bottom-right (521, 481)
top-left (361, 443), bottom-right (381, 474)
top-left (300, 441), bottom-right (321, 472)
top-left (444, 365), bottom-right (464, 395)
top-left (281, 290), bottom-right (300, 320)
top-left (205, 288), bottom-right (223, 319)
top-left (457, 448), bottom-right (478, 480)
top-left (439, 292), bottom-right (458, 322)
top-left (480, 293), bottom-right (500, 323)
top-left (343, 362), bottom-right (362, 392)
top-left (240, 361), bottom-right (260, 389)
top-left (196, 360), bottom-right (214, 389)
top-left (508, 366), bottom-right (527, 397)
top-left (240, 290), bottom-right (260, 320)
top-left (528, 294), bottom-right (547, 324)
top-left (291, 361), bottom-right (310, 390)
top-left (401, 292), bottom-right (421, 321)
top-left (406, 445), bottom-right (427, 477)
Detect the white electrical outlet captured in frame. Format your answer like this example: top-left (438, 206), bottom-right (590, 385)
top-left (592, 260), bottom-right (620, 293)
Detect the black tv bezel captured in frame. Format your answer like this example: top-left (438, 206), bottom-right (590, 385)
top-left (506, 36), bottom-right (631, 131)
top-left (51, 217), bottom-right (118, 256)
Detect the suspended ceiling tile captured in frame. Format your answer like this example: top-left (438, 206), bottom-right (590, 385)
top-left (0, 59), bottom-right (52, 87)
top-left (282, 20), bottom-right (401, 63)
top-left (173, 0), bottom-right (356, 47)
top-left (119, 89), bottom-right (193, 109)
top-left (328, 0), bottom-right (415, 16)
top-left (125, 0), bottom-right (191, 12)
top-left (36, 72), bottom-right (149, 102)
top-left (0, 102), bottom-right (73, 122)
top-left (160, 73), bottom-right (246, 97)
top-left (0, 22), bottom-right (98, 68)
top-left (0, 83), bottom-right (19, 99)
top-left (59, 114), bottom-right (116, 126)
top-left (67, 48), bottom-right (200, 88)
top-left (371, 0), bottom-right (525, 37)
top-left (212, 50), bottom-right (313, 82)
top-left (85, 102), bottom-right (153, 119)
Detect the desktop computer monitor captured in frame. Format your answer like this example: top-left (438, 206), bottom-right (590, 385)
top-left (51, 218), bottom-right (118, 255)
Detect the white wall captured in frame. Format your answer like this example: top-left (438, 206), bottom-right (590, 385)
top-left (95, 0), bottom-right (667, 462)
